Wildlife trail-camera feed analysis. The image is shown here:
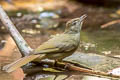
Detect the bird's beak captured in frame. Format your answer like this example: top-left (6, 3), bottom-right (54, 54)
top-left (79, 14), bottom-right (87, 22)
top-left (78, 14), bottom-right (87, 30)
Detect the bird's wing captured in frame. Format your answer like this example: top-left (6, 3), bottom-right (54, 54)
top-left (34, 42), bottom-right (60, 54)
top-left (34, 34), bottom-right (76, 54)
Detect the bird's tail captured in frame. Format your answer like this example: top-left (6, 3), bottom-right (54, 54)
top-left (2, 54), bottom-right (45, 73)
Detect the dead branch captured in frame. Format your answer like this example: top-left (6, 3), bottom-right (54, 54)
top-left (24, 60), bottom-right (120, 79)
top-left (55, 61), bottom-right (120, 79)
top-left (65, 63), bottom-right (120, 79)
top-left (101, 20), bottom-right (120, 28)
top-left (0, 5), bottom-right (33, 56)
top-left (31, 61), bottom-right (120, 79)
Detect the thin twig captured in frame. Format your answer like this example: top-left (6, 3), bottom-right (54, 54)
top-left (38, 61), bottom-right (120, 79)
top-left (0, 5), bottom-right (33, 56)
top-left (101, 20), bottom-right (120, 28)
top-left (65, 63), bottom-right (120, 79)
top-left (25, 60), bottom-right (120, 79)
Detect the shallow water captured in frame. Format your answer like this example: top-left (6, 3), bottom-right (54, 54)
top-left (80, 28), bottom-right (120, 56)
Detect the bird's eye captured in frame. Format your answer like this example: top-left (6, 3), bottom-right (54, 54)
top-left (72, 21), bottom-right (77, 25)
top-left (72, 20), bottom-right (78, 25)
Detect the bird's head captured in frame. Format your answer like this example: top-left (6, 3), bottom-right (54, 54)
top-left (65, 14), bottom-right (87, 34)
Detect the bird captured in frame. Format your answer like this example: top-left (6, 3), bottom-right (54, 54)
top-left (2, 14), bottom-right (87, 73)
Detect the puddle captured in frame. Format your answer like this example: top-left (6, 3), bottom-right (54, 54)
top-left (80, 29), bottom-right (120, 56)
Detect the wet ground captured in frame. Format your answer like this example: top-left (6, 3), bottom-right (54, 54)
top-left (1, 0), bottom-right (120, 80)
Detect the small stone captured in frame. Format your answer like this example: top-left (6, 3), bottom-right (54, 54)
top-left (39, 12), bottom-right (59, 19)
top-left (108, 67), bottom-right (120, 76)
top-left (113, 55), bottom-right (120, 58)
top-left (82, 76), bottom-right (109, 80)
top-left (35, 24), bottom-right (41, 28)
top-left (31, 19), bottom-right (37, 24)
top-left (22, 29), bottom-right (26, 33)
top-left (1, 26), bottom-right (5, 30)
top-left (22, 29), bottom-right (40, 34)
top-left (16, 12), bottom-right (22, 17)
top-left (35, 74), bottom-right (55, 80)
top-left (81, 42), bottom-right (96, 51)
top-left (116, 9), bottom-right (120, 15)
top-left (109, 13), bottom-right (119, 18)
top-left (37, 7), bottom-right (44, 12)
top-left (102, 51), bottom-right (111, 55)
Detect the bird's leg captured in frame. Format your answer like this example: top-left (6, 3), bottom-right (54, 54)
top-left (54, 60), bottom-right (67, 71)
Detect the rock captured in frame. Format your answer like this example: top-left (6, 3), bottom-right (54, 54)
top-left (63, 52), bottom-right (120, 72)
